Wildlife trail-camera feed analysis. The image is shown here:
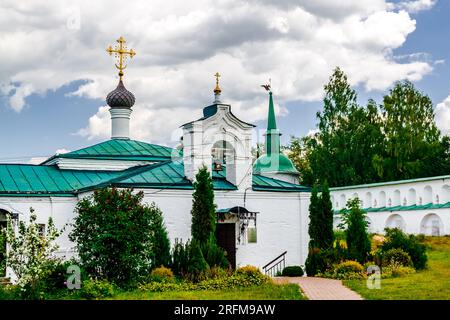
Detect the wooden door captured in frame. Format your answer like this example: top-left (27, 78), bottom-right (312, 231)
top-left (216, 223), bottom-right (236, 269)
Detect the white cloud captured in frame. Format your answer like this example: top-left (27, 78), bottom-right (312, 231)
top-left (0, 0), bottom-right (437, 144)
top-left (392, 0), bottom-right (436, 13)
top-left (435, 95), bottom-right (450, 135)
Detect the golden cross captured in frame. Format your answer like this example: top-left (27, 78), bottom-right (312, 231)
top-left (214, 72), bottom-right (221, 94)
top-left (106, 36), bottom-right (136, 80)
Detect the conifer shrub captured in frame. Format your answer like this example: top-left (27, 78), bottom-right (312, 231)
top-left (171, 239), bottom-right (190, 277)
top-left (187, 239), bottom-right (209, 282)
top-left (201, 237), bottom-right (229, 269)
top-left (341, 198), bottom-right (371, 264)
top-left (281, 266), bottom-right (304, 277)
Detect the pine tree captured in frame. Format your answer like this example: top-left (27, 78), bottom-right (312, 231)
top-left (320, 182), bottom-right (334, 249)
top-left (150, 204), bottom-right (172, 269)
top-left (307, 185), bottom-right (320, 249)
top-left (342, 198), bottom-right (371, 264)
top-left (191, 166), bottom-right (216, 244)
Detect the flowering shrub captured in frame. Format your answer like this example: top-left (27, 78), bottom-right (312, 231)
top-left (80, 279), bottom-right (115, 299)
top-left (317, 260), bottom-right (366, 280)
top-left (139, 265), bottom-right (270, 292)
top-left (5, 208), bottom-right (63, 299)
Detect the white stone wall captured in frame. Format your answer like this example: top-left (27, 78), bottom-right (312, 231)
top-left (330, 176), bottom-right (450, 235)
top-left (1, 188), bottom-right (310, 276)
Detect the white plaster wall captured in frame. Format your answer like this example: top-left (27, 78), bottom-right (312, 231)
top-left (1, 187), bottom-right (310, 276)
top-left (330, 176), bottom-right (450, 235)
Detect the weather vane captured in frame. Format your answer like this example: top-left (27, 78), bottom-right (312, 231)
top-left (106, 36), bottom-right (136, 80)
top-left (261, 78), bottom-right (272, 92)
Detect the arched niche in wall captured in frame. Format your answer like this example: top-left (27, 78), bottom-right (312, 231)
top-left (407, 188), bottom-right (416, 206)
top-left (441, 185), bottom-right (450, 204)
top-left (393, 189), bottom-right (401, 206)
top-left (423, 186), bottom-right (433, 204)
top-left (379, 191), bottom-right (386, 207)
top-left (340, 194), bottom-right (346, 209)
top-left (420, 213), bottom-right (444, 236)
top-left (365, 192), bottom-right (372, 208)
top-left (385, 214), bottom-right (406, 232)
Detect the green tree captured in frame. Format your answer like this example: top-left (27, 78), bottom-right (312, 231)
top-left (150, 205), bottom-right (172, 269)
top-left (6, 208), bottom-right (62, 299)
top-left (376, 80), bottom-right (446, 181)
top-left (191, 166), bottom-right (217, 244)
top-left (319, 182), bottom-right (334, 249)
top-left (306, 185), bottom-right (321, 249)
top-left (340, 198), bottom-right (371, 264)
top-left (69, 188), bottom-right (171, 287)
top-left (289, 67), bottom-right (383, 187)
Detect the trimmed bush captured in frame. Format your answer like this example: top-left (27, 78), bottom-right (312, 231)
top-left (381, 228), bottom-right (427, 270)
top-left (281, 266), bottom-right (304, 277)
top-left (149, 266), bottom-right (174, 283)
top-left (334, 260), bottom-right (364, 274)
top-left (80, 279), bottom-right (115, 299)
top-left (382, 248), bottom-right (413, 267)
top-left (328, 260), bottom-right (366, 280)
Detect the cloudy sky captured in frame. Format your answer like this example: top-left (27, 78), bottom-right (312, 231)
top-left (0, 0), bottom-right (449, 163)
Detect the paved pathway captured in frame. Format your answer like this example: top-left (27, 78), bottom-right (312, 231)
top-left (273, 277), bottom-right (363, 300)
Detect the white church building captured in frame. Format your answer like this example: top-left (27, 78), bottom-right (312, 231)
top-left (1, 38), bottom-right (449, 279)
top-left (0, 40), bottom-right (311, 278)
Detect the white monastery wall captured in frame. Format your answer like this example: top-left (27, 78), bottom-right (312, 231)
top-left (330, 176), bottom-right (450, 235)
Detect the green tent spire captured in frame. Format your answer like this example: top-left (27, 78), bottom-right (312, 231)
top-left (253, 90), bottom-right (299, 177)
top-left (267, 92), bottom-right (277, 130)
top-left (265, 91), bottom-right (281, 155)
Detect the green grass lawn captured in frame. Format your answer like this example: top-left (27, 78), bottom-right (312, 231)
top-left (344, 236), bottom-right (450, 300)
top-left (111, 283), bottom-right (304, 300)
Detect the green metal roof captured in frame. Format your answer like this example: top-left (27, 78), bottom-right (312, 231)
top-left (79, 160), bottom-right (237, 191)
top-left (330, 174), bottom-right (450, 191)
top-left (0, 158), bottom-right (310, 196)
top-left (252, 174), bottom-right (310, 192)
top-left (253, 153), bottom-right (299, 175)
top-left (42, 139), bottom-right (177, 163)
top-left (0, 164), bottom-right (122, 196)
top-left (334, 202), bottom-right (450, 215)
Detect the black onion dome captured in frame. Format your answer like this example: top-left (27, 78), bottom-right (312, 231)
top-left (106, 80), bottom-right (135, 108)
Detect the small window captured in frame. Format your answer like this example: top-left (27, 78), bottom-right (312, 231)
top-left (247, 227), bottom-right (257, 243)
top-left (38, 224), bottom-right (45, 237)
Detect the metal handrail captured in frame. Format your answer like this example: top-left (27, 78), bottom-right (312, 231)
top-left (263, 251), bottom-right (287, 276)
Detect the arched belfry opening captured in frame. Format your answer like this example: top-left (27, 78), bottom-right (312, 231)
top-left (181, 73), bottom-right (255, 190)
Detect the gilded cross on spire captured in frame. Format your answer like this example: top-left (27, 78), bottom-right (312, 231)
top-left (214, 72), bottom-right (221, 94)
top-left (106, 36), bottom-right (136, 80)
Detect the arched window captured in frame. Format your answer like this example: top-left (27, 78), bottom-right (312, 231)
top-left (423, 186), bottom-right (433, 204)
top-left (211, 140), bottom-right (235, 168)
top-left (420, 213), bottom-right (444, 236)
